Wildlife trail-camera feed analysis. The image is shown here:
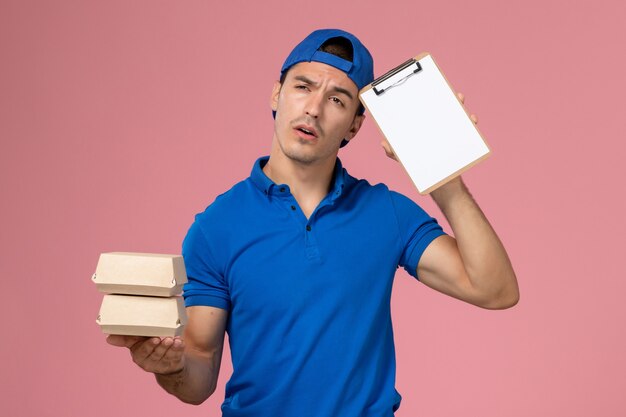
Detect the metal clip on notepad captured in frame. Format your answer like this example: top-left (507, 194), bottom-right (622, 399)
top-left (372, 58), bottom-right (422, 96)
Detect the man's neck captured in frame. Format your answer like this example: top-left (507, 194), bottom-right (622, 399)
top-left (262, 146), bottom-right (337, 218)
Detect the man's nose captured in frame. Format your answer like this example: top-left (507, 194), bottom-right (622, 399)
top-left (305, 92), bottom-right (324, 118)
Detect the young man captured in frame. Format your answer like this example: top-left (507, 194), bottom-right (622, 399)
top-left (107, 29), bottom-right (519, 416)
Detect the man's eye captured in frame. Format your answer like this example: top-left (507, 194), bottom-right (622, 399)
top-left (295, 85), bottom-right (309, 91)
top-left (330, 97), bottom-right (344, 106)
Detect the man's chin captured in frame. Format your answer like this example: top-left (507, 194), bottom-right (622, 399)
top-left (277, 138), bottom-right (338, 165)
top-left (283, 150), bottom-right (318, 165)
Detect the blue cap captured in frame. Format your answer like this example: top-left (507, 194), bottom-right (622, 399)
top-left (280, 29), bottom-right (374, 92)
top-left (275, 29), bottom-right (374, 147)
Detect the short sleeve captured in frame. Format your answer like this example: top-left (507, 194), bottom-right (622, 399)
top-left (389, 191), bottom-right (446, 280)
top-left (182, 219), bottom-right (231, 311)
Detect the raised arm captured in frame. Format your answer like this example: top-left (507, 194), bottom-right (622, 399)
top-left (107, 305), bottom-right (228, 405)
top-left (417, 177), bottom-right (519, 309)
top-left (381, 93), bottom-right (519, 309)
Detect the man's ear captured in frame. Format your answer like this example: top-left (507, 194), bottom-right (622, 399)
top-left (343, 114), bottom-right (365, 144)
top-left (270, 81), bottom-right (282, 112)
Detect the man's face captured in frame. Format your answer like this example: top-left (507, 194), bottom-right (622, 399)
top-left (270, 61), bottom-right (364, 165)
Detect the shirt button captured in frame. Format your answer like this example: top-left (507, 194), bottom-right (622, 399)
top-left (306, 225), bottom-right (311, 231)
top-left (279, 187), bottom-right (286, 192)
top-left (290, 205), bottom-right (296, 211)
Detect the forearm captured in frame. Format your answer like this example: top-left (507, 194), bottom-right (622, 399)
top-left (155, 351), bottom-right (219, 405)
top-left (430, 177), bottom-right (519, 308)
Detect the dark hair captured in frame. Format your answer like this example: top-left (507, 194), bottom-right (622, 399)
top-left (319, 36), bottom-right (353, 61)
top-left (280, 37), bottom-right (364, 115)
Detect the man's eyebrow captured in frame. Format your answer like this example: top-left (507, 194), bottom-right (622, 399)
top-left (293, 75), bottom-right (354, 100)
top-left (293, 75), bottom-right (317, 86)
top-left (331, 86), bottom-right (354, 100)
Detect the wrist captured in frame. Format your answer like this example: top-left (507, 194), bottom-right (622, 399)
top-left (430, 176), bottom-right (469, 208)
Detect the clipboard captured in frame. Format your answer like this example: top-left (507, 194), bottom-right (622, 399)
top-left (359, 53), bottom-right (490, 194)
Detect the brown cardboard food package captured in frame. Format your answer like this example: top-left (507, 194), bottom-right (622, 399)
top-left (97, 294), bottom-right (187, 337)
top-left (92, 252), bottom-right (188, 297)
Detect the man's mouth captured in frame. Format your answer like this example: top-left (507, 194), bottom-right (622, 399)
top-left (294, 124), bottom-right (318, 139)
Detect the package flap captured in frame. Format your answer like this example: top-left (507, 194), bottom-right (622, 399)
top-left (93, 252), bottom-right (188, 296)
top-left (97, 294), bottom-right (187, 337)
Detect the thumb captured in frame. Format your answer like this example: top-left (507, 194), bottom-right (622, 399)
top-left (106, 334), bottom-right (148, 348)
top-left (381, 141), bottom-right (399, 162)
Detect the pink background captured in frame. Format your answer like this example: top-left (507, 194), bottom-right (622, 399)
top-left (2, 0), bottom-right (625, 415)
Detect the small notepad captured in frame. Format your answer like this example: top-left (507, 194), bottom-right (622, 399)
top-left (360, 53), bottom-right (490, 194)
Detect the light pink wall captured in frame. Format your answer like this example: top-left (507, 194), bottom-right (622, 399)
top-left (2, 0), bottom-right (625, 415)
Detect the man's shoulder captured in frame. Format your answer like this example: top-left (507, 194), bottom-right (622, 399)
top-left (344, 171), bottom-right (427, 214)
top-left (194, 177), bottom-right (257, 224)
top-left (345, 173), bottom-right (394, 200)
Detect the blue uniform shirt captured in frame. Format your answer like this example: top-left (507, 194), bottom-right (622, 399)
top-left (182, 156), bottom-right (445, 417)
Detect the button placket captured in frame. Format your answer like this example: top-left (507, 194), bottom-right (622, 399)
top-left (304, 220), bottom-right (320, 261)
top-left (283, 193), bottom-right (304, 223)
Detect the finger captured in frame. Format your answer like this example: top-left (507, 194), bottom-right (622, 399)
top-left (381, 141), bottom-right (398, 161)
top-left (381, 141), bottom-right (389, 154)
top-left (146, 338), bottom-right (185, 373)
top-left (107, 334), bottom-right (148, 349)
top-left (457, 92), bottom-right (465, 104)
top-left (130, 337), bottom-right (161, 365)
top-left (145, 337), bottom-right (184, 364)
top-left (172, 337), bottom-right (185, 351)
top-left (149, 337), bottom-right (176, 362)
top-left (470, 114), bottom-right (478, 124)
top-left (164, 338), bottom-right (186, 363)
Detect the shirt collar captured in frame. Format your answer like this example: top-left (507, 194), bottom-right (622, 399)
top-left (250, 156), bottom-right (348, 201)
top-left (250, 156), bottom-right (275, 197)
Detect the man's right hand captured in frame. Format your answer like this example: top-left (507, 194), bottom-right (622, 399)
top-left (104, 307), bottom-right (227, 405)
top-left (106, 335), bottom-right (186, 375)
